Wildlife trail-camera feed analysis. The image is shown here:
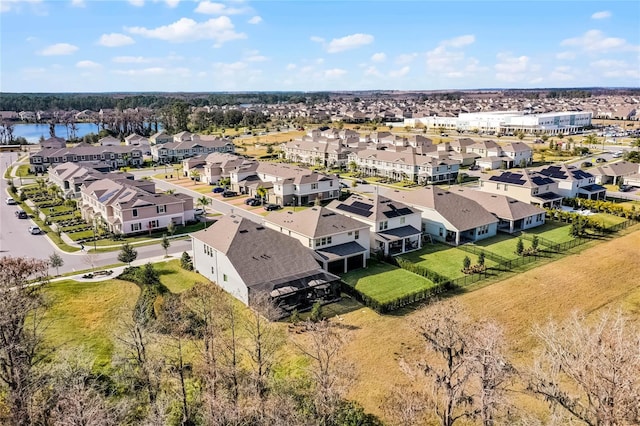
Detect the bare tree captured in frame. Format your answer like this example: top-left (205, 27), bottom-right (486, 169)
top-left (527, 310), bottom-right (640, 426)
top-left (297, 320), bottom-right (355, 425)
top-left (401, 299), bottom-right (479, 426)
top-left (0, 257), bottom-right (50, 426)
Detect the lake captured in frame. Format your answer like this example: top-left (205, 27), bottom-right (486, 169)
top-left (13, 123), bottom-right (100, 143)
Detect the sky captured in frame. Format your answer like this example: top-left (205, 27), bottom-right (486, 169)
top-left (1, 0), bottom-right (639, 93)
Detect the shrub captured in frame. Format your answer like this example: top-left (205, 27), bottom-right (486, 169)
top-left (180, 251), bottom-right (193, 271)
top-left (463, 256), bottom-right (471, 270)
top-left (478, 252), bottom-right (485, 266)
top-left (309, 301), bottom-right (324, 322)
top-left (516, 238), bottom-right (524, 255)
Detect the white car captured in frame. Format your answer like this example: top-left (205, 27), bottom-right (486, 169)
top-left (28, 226), bottom-right (41, 235)
top-left (5, 197), bottom-right (17, 205)
top-left (194, 208), bottom-right (205, 216)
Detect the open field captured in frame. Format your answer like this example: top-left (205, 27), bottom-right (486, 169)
top-left (332, 227), bottom-right (640, 421)
top-left (341, 261), bottom-right (437, 304)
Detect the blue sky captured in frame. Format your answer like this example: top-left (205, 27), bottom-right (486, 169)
top-left (1, 0), bottom-right (638, 92)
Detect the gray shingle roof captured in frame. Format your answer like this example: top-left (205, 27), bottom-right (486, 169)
top-left (265, 206), bottom-right (369, 238)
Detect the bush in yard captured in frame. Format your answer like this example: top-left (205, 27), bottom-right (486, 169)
top-left (180, 251), bottom-right (193, 271)
top-left (309, 301), bottom-right (324, 322)
top-left (532, 235), bottom-right (539, 251)
top-left (516, 238), bottom-right (524, 256)
top-left (478, 252), bottom-right (485, 266)
top-left (117, 242), bottom-right (137, 266)
top-left (463, 256), bottom-right (471, 270)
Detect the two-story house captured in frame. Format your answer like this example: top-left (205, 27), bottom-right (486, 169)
top-left (327, 194), bottom-right (422, 256)
top-left (385, 187), bottom-right (499, 245)
top-left (191, 215), bottom-right (341, 315)
top-left (49, 162), bottom-right (134, 198)
top-left (80, 178), bottom-right (194, 235)
top-left (265, 206), bottom-right (370, 273)
top-left (151, 136), bottom-right (235, 163)
top-left (536, 164), bottom-right (606, 200)
top-left (29, 143), bottom-right (143, 173)
top-left (149, 131), bottom-right (173, 145)
top-left (479, 170), bottom-right (563, 208)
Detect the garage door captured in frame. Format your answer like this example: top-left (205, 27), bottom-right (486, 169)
top-left (346, 254), bottom-right (364, 271)
top-left (327, 259), bottom-right (344, 275)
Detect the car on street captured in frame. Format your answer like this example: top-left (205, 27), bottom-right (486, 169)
top-left (28, 226), bottom-right (41, 235)
top-left (212, 187), bottom-right (225, 193)
top-left (339, 182), bottom-right (349, 189)
top-left (581, 161), bottom-right (593, 168)
top-left (263, 203), bottom-right (282, 211)
top-left (595, 157), bottom-right (606, 163)
top-left (245, 197), bottom-right (261, 206)
top-left (469, 164), bottom-right (480, 171)
top-left (222, 191), bottom-right (238, 198)
top-left (356, 179), bottom-right (367, 184)
top-left (194, 208), bottom-right (205, 216)
top-left (5, 197), bottom-right (17, 205)
top-left (619, 185), bottom-right (631, 192)
top-left (15, 209), bottom-right (28, 219)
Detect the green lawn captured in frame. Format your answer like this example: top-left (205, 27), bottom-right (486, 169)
top-left (402, 243), bottom-right (497, 279)
top-left (155, 260), bottom-right (203, 293)
top-left (341, 261), bottom-right (437, 304)
top-left (591, 212), bottom-right (629, 228)
top-left (474, 234), bottom-right (522, 260)
top-left (44, 279), bottom-right (140, 369)
top-left (521, 222), bottom-right (574, 244)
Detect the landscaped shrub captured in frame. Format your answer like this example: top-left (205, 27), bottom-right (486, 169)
top-left (118, 264), bottom-right (170, 327)
top-left (395, 258), bottom-right (449, 284)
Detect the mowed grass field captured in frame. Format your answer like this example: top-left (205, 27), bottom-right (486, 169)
top-left (333, 227), bottom-right (640, 420)
top-left (402, 243), bottom-right (499, 279)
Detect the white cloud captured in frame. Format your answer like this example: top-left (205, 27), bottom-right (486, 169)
top-left (98, 33), bottom-right (135, 47)
top-left (326, 33), bottom-right (373, 53)
top-left (213, 61), bottom-right (248, 75)
top-left (38, 43), bottom-right (78, 56)
top-left (591, 11), bottom-right (611, 19)
top-left (286, 63), bottom-right (296, 70)
top-left (556, 51), bottom-right (576, 60)
top-left (112, 56), bottom-right (153, 63)
top-left (315, 58), bottom-right (324, 64)
top-left (245, 53), bottom-right (268, 62)
top-left (590, 59), bottom-right (640, 79)
top-left (364, 66), bottom-right (382, 77)
top-left (128, 0), bottom-right (144, 6)
top-left (164, 0), bottom-right (180, 7)
top-left (248, 15), bottom-right (262, 24)
top-left (549, 66), bottom-right (574, 81)
top-left (442, 34), bottom-right (475, 48)
top-left (76, 60), bottom-right (101, 69)
top-left (561, 30), bottom-right (635, 52)
top-left (324, 68), bottom-right (347, 78)
top-left (389, 66), bottom-right (410, 78)
top-left (126, 17), bottom-right (246, 46)
top-left (113, 67), bottom-right (190, 76)
top-left (71, 0), bottom-right (85, 7)
top-left (395, 53), bottom-right (418, 65)
top-left (370, 52), bottom-right (386, 62)
top-left (195, 1), bottom-right (247, 15)
top-left (494, 52), bottom-right (540, 82)
top-left (310, 36), bottom-right (325, 43)
top-left (1, 0), bottom-right (44, 14)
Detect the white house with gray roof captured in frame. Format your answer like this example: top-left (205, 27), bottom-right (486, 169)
top-left (327, 193), bottom-right (422, 256)
top-left (479, 170), bottom-right (564, 208)
top-left (535, 164), bottom-right (606, 200)
top-left (264, 206), bottom-right (370, 274)
top-left (191, 215), bottom-right (341, 315)
top-left (384, 186), bottom-right (499, 245)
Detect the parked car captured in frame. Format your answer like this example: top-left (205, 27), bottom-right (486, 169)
top-left (222, 191), bottom-right (238, 198)
top-left (356, 179), bottom-right (367, 184)
top-left (15, 209), bottom-right (28, 219)
top-left (5, 197), bottom-right (17, 205)
top-left (212, 187), bottom-right (225, 193)
top-left (28, 226), bottom-right (41, 235)
top-left (245, 198), bottom-right (261, 206)
top-left (595, 157), bottom-right (607, 163)
top-left (619, 185), bottom-right (631, 192)
top-left (194, 208), bottom-right (205, 216)
top-left (581, 161), bottom-right (593, 168)
top-left (264, 203), bottom-right (282, 211)
top-left (469, 164), bottom-right (480, 171)
top-left (339, 182), bottom-right (349, 189)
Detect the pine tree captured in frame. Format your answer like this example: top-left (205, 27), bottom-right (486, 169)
top-left (118, 242), bottom-right (138, 266)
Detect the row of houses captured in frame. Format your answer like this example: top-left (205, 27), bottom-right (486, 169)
top-left (30, 143), bottom-right (144, 173)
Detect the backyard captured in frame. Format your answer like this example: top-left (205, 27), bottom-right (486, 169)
top-left (402, 243), bottom-right (499, 280)
top-left (341, 261), bottom-right (437, 304)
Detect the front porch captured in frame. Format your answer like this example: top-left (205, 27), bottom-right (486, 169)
top-left (314, 242), bottom-right (368, 274)
top-left (577, 184), bottom-right (606, 200)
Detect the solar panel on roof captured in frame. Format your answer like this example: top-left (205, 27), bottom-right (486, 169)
top-left (352, 201), bottom-right (373, 210)
top-left (336, 204), bottom-right (373, 217)
top-left (396, 208), bottom-right (413, 216)
top-left (383, 210), bottom-right (399, 218)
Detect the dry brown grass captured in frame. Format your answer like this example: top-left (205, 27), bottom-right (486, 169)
top-left (323, 228), bottom-right (640, 420)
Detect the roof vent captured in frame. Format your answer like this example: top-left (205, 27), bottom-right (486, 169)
top-left (256, 226), bottom-right (265, 230)
top-left (239, 229), bottom-right (248, 233)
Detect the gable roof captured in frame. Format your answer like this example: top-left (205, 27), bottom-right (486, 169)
top-left (453, 187), bottom-right (545, 221)
top-left (536, 164), bottom-right (593, 181)
top-left (487, 170), bottom-right (556, 187)
top-left (326, 193), bottom-right (418, 223)
top-left (192, 215), bottom-right (335, 289)
top-left (266, 206), bottom-right (368, 238)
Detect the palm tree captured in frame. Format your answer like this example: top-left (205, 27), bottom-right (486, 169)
top-left (190, 169), bottom-right (201, 183)
top-left (256, 185), bottom-right (267, 204)
top-left (165, 189), bottom-right (176, 195)
top-left (348, 161), bottom-right (358, 173)
top-left (197, 196), bottom-right (211, 229)
top-left (583, 134), bottom-right (598, 149)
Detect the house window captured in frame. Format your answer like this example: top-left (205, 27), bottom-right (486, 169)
top-left (148, 220), bottom-right (158, 228)
top-left (379, 221), bottom-right (388, 231)
top-left (132, 209), bottom-right (138, 217)
top-left (308, 238), bottom-right (313, 247)
top-left (329, 181), bottom-right (333, 187)
top-left (223, 274), bottom-right (228, 282)
top-left (131, 223), bottom-right (141, 232)
top-left (157, 205), bottom-right (166, 214)
top-left (355, 230), bottom-right (360, 239)
top-left (211, 266), bottom-right (215, 274)
top-left (496, 184), bottom-right (501, 190)
top-left (400, 217), bottom-right (406, 225)
top-left (439, 227), bottom-right (444, 237)
top-left (311, 183), bottom-right (318, 190)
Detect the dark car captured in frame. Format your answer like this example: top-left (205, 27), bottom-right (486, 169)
top-left (595, 157), bottom-right (607, 163)
top-left (263, 203), bottom-right (282, 211)
top-left (619, 185), bottom-right (631, 192)
top-left (245, 197), bottom-right (261, 206)
top-left (222, 191), bottom-right (238, 198)
top-left (15, 209), bottom-right (28, 219)
top-left (212, 187), bottom-right (225, 193)
top-left (581, 161), bottom-right (593, 168)
top-left (469, 164), bottom-right (480, 171)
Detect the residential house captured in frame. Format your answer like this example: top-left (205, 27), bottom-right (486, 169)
top-left (99, 136), bottom-right (120, 146)
top-left (49, 162), bottom-right (134, 198)
top-left (80, 178), bottom-right (194, 235)
top-left (265, 206), bottom-right (370, 274)
top-left (202, 152), bottom-right (253, 185)
top-left (469, 140), bottom-right (532, 169)
top-left (191, 215), bottom-right (341, 314)
top-left (231, 162), bottom-right (340, 206)
top-left (151, 136), bottom-right (235, 163)
top-left (29, 143), bottom-right (143, 173)
top-left (385, 187), bottom-right (499, 245)
top-left (452, 187), bottom-right (546, 234)
top-left (590, 161), bottom-right (640, 185)
top-left (149, 131), bottom-right (172, 145)
top-left (327, 194), bottom-right (422, 256)
top-left (536, 164), bottom-right (606, 200)
top-left (479, 170), bottom-right (563, 208)
top-left (39, 137), bottom-right (66, 150)
top-left (124, 134), bottom-right (151, 155)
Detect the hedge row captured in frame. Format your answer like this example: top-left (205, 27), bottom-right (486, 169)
top-left (395, 257), bottom-right (450, 285)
